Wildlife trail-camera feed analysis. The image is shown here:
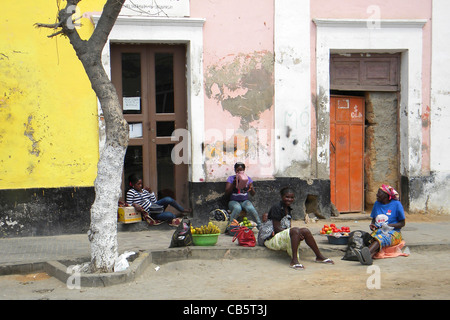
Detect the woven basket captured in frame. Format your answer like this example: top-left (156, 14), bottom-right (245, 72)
top-left (209, 219), bottom-right (228, 234)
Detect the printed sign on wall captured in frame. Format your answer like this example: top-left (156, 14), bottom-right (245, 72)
top-left (120, 0), bottom-right (190, 17)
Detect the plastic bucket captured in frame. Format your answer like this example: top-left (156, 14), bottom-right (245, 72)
top-left (192, 233), bottom-right (220, 246)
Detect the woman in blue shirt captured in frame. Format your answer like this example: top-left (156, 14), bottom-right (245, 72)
top-left (355, 184), bottom-right (406, 265)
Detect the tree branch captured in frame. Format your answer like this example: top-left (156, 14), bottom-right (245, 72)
top-left (48, 29), bottom-right (66, 38)
top-left (35, 0), bottom-right (124, 54)
top-left (34, 21), bottom-right (62, 29)
top-left (89, 0), bottom-right (125, 51)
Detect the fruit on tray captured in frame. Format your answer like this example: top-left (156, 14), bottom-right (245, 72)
top-left (320, 223), bottom-right (350, 236)
top-left (191, 222), bottom-right (221, 234)
top-left (239, 217), bottom-right (254, 228)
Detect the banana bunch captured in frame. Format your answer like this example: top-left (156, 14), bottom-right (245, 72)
top-left (191, 222), bottom-right (220, 234)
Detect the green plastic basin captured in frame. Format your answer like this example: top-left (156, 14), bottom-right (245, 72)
top-left (192, 233), bottom-right (220, 246)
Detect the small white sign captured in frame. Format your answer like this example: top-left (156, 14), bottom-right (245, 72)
top-left (129, 123), bottom-right (143, 138)
top-left (337, 99), bottom-right (350, 109)
top-left (120, 0), bottom-right (190, 17)
top-left (123, 97), bottom-right (141, 111)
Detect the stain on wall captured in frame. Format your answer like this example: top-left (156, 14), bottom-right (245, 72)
top-left (203, 51), bottom-right (274, 179)
top-left (312, 87), bottom-right (330, 179)
top-left (23, 115), bottom-right (42, 159)
top-left (0, 187), bottom-right (94, 237)
top-left (205, 51), bottom-right (274, 130)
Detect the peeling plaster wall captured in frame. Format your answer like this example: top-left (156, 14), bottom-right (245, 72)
top-left (274, 0), bottom-right (312, 178)
top-left (365, 93), bottom-right (399, 206)
top-left (205, 52), bottom-right (274, 130)
top-left (407, 173), bottom-right (450, 215)
top-left (193, 0), bottom-right (275, 180)
top-left (409, 0), bottom-right (450, 215)
top-left (203, 51), bottom-right (274, 179)
top-left (0, 187), bottom-right (93, 237)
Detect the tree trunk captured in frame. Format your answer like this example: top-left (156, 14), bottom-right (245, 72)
top-left (85, 61), bottom-right (128, 273)
top-left (37, 0), bottom-right (127, 272)
top-left (77, 3), bottom-right (128, 273)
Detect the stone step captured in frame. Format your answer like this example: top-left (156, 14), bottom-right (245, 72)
top-left (330, 212), bottom-right (372, 221)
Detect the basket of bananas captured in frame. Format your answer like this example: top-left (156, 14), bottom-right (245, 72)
top-left (190, 222), bottom-right (221, 246)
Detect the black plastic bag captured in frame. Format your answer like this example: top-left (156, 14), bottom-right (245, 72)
top-left (169, 218), bottom-right (193, 248)
top-left (342, 230), bottom-right (373, 261)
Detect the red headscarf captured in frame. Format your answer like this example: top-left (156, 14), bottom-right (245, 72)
top-left (380, 184), bottom-right (399, 200)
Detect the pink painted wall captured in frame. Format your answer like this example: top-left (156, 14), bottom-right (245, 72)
top-left (190, 0), bottom-right (275, 180)
top-left (310, 0), bottom-right (432, 173)
top-left (191, 0), bottom-right (274, 63)
top-left (188, 0), bottom-right (433, 180)
top-left (311, 0), bottom-right (431, 18)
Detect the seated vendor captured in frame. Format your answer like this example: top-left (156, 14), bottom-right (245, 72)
top-left (354, 184), bottom-right (406, 265)
top-left (225, 162), bottom-right (262, 229)
top-left (258, 187), bottom-right (334, 270)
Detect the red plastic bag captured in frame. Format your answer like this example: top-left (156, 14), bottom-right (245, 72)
top-left (232, 226), bottom-right (256, 247)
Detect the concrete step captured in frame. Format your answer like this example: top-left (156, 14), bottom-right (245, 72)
top-left (330, 212), bottom-right (372, 221)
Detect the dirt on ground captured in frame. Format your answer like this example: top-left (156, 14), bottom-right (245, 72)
top-left (1, 214), bottom-right (449, 301)
top-left (1, 247), bottom-right (449, 301)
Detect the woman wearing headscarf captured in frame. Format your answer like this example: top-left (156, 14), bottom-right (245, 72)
top-left (355, 184), bottom-right (406, 265)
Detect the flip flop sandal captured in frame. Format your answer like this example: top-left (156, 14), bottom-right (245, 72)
top-left (289, 263), bottom-right (305, 270)
top-left (354, 247), bottom-right (373, 265)
top-left (315, 258), bottom-right (334, 264)
top-left (143, 214), bottom-right (164, 226)
top-left (169, 218), bottom-right (182, 227)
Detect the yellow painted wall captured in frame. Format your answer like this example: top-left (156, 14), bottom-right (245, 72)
top-left (0, 0), bottom-right (106, 189)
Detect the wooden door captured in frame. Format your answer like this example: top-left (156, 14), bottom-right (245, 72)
top-left (111, 44), bottom-right (188, 208)
top-left (330, 96), bottom-right (364, 212)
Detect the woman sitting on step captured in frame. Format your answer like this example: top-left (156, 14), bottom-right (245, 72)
top-left (354, 184), bottom-right (406, 265)
top-left (126, 174), bottom-right (191, 227)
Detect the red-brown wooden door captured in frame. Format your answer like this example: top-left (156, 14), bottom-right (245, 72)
top-left (330, 96), bottom-right (364, 212)
top-left (111, 44), bottom-right (189, 208)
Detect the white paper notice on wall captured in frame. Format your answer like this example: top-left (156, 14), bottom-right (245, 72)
top-left (120, 0), bottom-right (190, 17)
top-left (123, 97), bottom-right (141, 111)
top-left (337, 99), bottom-right (350, 109)
top-left (129, 123), bottom-right (143, 139)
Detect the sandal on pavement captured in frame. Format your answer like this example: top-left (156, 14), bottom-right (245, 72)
top-left (169, 218), bottom-right (182, 227)
top-left (143, 214), bottom-right (164, 226)
top-left (289, 263), bottom-right (305, 270)
top-left (315, 258), bottom-right (334, 264)
top-left (354, 247), bottom-right (373, 265)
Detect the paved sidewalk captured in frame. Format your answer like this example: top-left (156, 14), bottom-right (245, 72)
top-left (1, 214), bottom-right (449, 269)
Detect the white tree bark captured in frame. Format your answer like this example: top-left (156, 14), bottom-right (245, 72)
top-left (88, 144), bottom-right (126, 272)
top-left (37, 0), bottom-right (128, 272)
